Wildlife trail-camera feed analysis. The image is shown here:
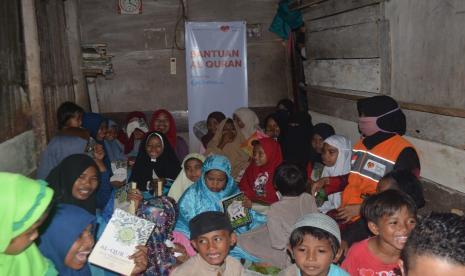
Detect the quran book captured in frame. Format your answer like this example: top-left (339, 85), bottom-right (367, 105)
top-left (221, 193), bottom-right (252, 229)
top-left (89, 209), bottom-right (155, 275)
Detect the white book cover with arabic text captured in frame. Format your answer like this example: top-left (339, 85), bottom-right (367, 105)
top-left (89, 208), bottom-right (155, 275)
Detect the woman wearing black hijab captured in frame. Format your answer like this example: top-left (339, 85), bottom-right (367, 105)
top-left (281, 111), bottom-right (314, 168)
top-left (338, 96), bottom-right (420, 223)
top-left (46, 154), bottom-right (100, 214)
top-left (130, 131), bottom-right (181, 192)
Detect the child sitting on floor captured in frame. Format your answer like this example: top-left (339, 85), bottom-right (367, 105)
top-left (1, 173), bottom-right (55, 276)
top-left (342, 190), bottom-right (417, 275)
top-left (239, 138), bottom-right (283, 208)
top-left (238, 162), bottom-right (318, 269)
top-left (173, 155), bottom-right (265, 262)
top-left (168, 153), bottom-right (205, 202)
top-left (376, 169), bottom-right (425, 209)
top-left (341, 169), bottom-right (426, 253)
top-left (279, 213), bottom-right (348, 276)
top-left (56, 101), bottom-right (84, 130)
top-left (104, 119), bottom-right (126, 162)
top-left (307, 123), bottom-right (335, 183)
top-left (400, 212), bottom-right (465, 276)
top-left (170, 211), bottom-right (244, 276)
top-left (311, 135), bottom-right (351, 214)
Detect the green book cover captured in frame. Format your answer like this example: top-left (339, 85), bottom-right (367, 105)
top-left (221, 192), bottom-right (252, 229)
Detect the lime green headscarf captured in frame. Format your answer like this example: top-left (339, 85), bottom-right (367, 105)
top-left (0, 172), bottom-right (56, 276)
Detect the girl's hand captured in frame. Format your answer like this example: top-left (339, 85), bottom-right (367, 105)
top-left (129, 245), bottom-right (148, 275)
top-left (93, 144), bottom-right (105, 161)
top-left (128, 157), bottom-right (136, 167)
top-left (127, 189), bottom-right (143, 209)
top-left (336, 204), bottom-right (361, 223)
top-left (311, 177), bottom-right (329, 196)
top-left (93, 145), bottom-right (107, 172)
top-left (173, 243), bottom-right (189, 264)
top-left (218, 133), bottom-right (234, 149)
top-left (242, 196), bottom-right (252, 209)
top-left (111, 181), bottom-right (125, 189)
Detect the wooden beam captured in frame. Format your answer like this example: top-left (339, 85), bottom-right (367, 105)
top-left (379, 19), bottom-right (391, 94)
top-left (301, 0), bottom-right (383, 20)
top-left (305, 4), bottom-right (380, 32)
top-left (21, 0), bottom-right (47, 155)
top-left (289, 0), bottom-right (327, 11)
top-left (309, 87), bottom-right (465, 119)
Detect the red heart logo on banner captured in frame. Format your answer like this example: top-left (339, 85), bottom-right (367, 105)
top-left (220, 26), bottom-right (230, 32)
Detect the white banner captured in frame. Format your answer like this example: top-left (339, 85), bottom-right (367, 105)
top-left (185, 21), bottom-right (248, 151)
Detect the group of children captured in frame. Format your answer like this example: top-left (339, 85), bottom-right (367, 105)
top-left (1, 96), bottom-right (464, 276)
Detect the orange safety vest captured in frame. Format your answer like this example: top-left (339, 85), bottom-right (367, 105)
top-left (342, 134), bottom-right (416, 209)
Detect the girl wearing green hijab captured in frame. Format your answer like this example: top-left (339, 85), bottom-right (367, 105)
top-left (0, 172), bottom-right (56, 276)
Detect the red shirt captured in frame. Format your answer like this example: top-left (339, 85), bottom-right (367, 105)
top-left (239, 138), bottom-right (282, 204)
top-left (342, 238), bottom-right (399, 276)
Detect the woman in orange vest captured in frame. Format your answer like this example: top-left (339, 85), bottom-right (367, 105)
top-left (337, 96), bottom-right (420, 224)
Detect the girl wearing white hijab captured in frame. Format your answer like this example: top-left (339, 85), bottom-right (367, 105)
top-left (168, 153), bottom-right (206, 202)
top-left (233, 107), bottom-right (261, 139)
top-left (315, 135), bottom-right (352, 213)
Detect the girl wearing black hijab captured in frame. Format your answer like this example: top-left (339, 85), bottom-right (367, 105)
top-left (338, 95), bottom-right (420, 223)
top-left (46, 154), bottom-right (100, 214)
top-left (311, 123), bottom-right (336, 163)
top-left (130, 131), bottom-right (181, 193)
top-left (263, 109), bottom-right (289, 143)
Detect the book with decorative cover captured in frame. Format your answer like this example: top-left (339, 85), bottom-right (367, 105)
top-left (110, 160), bottom-right (128, 182)
top-left (89, 209), bottom-right (155, 275)
top-left (221, 192), bottom-right (252, 229)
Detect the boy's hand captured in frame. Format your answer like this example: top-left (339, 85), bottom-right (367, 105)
top-left (129, 245), bottom-right (148, 275)
top-left (336, 204), bottom-right (361, 223)
top-left (242, 196), bottom-right (252, 209)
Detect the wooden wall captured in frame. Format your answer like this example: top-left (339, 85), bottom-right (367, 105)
top-left (302, 0), bottom-right (386, 94)
top-left (0, 0), bottom-right (80, 175)
top-left (299, 0), bottom-right (465, 149)
top-left (79, 0), bottom-right (291, 113)
top-left (0, 0), bottom-right (32, 143)
top-left (297, 0), bottom-right (465, 196)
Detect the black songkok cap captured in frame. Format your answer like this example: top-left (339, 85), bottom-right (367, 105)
top-left (189, 211), bottom-right (233, 240)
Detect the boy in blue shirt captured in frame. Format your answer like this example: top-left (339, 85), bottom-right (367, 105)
top-left (280, 213), bottom-right (348, 276)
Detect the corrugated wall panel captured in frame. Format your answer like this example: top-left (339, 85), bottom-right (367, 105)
top-left (35, 0), bottom-right (75, 139)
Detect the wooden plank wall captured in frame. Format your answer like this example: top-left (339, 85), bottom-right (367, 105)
top-left (0, 0), bottom-right (33, 142)
top-left (301, 0), bottom-right (385, 94)
top-left (35, 0), bottom-right (76, 139)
